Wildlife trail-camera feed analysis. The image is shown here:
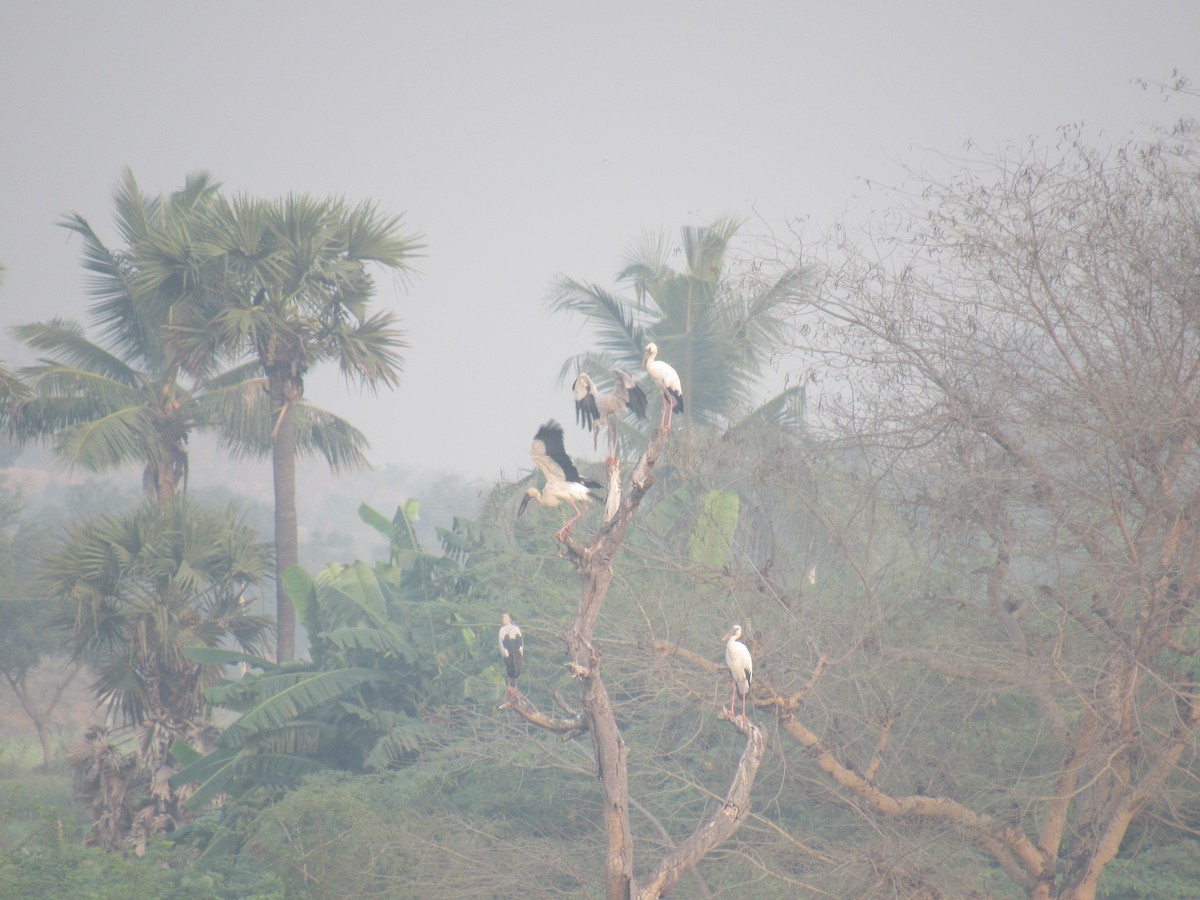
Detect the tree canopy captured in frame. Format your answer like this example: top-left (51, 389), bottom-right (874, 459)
top-left (757, 119), bottom-right (1200, 899)
top-left (137, 190), bottom-right (424, 660)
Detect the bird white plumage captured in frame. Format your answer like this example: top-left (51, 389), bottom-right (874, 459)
top-left (642, 342), bottom-right (684, 429)
top-left (499, 613), bottom-right (523, 695)
top-left (572, 367), bottom-right (648, 463)
top-left (722, 625), bottom-right (753, 720)
top-left (517, 420), bottom-right (604, 539)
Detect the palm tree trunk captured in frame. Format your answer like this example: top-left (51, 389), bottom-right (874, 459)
top-left (270, 375), bottom-right (299, 661)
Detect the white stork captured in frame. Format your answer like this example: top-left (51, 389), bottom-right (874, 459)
top-left (499, 613), bottom-right (523, 695)
top-left (642, 342), bottom-right (684, 429)
top-left (572, 368), bottom-right (648, 465)
top-left (722, 625), bottom-right (753, 720)
top-left (518, 420), bottom-right (605, 539)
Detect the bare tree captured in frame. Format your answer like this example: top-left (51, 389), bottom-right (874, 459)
top-left (745, 119), bottom-right (1200, 899)
top-left (505, 428), bottom-right (766, 899)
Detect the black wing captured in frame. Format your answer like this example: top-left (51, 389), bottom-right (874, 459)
top-left (613, 368), bottom-right (648, 420)
top-left (534, 421), bottom-right (584, 484)
top-left (572, 375), bottom-right (601, 431)
top-left (502, 633), bottom-right (523, 678)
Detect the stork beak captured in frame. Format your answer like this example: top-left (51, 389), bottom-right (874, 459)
top-left (721, 629), bottom-right (734, 642)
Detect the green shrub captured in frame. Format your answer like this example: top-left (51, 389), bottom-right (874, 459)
top-left (1099, 840), bottom-right (1200, 899)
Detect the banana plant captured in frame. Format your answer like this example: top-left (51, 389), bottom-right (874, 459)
top-left (171, 502), bottom-right (480, 815)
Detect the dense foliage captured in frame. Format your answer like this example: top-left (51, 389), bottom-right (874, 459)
top-left (6, 106), bottom-right (1200, 898)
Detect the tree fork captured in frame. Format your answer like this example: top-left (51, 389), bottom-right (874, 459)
top-left (511, 425), bottom-right (764, 898)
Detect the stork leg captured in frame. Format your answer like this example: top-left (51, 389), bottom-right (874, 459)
top-left (557, 501), bottom-right (587, 539)
top-left (606, 417), bottom-right (619, 470)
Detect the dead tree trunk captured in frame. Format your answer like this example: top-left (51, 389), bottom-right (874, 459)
top-left (507, 425), bottom-right (765, 899)
top-left (3, 660), bottom-right (83, 768)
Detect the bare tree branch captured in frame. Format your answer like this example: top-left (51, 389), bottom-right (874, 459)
top-left (637, 717), bottom-right (765, 899)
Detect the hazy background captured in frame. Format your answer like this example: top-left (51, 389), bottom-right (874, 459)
top-left (2, 1), bottom-right (1196, 494)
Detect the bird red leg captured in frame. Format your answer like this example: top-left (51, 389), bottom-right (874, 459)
top-left (557, 501), bottom-right (586, 539)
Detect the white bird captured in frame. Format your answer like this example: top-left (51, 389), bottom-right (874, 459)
top-left (642, 342), bottom-right (684, 429)
top-left (572, 368), bottom-right (648, 464)
top-left (499, 613), bottom-right (524, 695)
top-left (722, 625), bottom-right (753, 720)
top-left (518, 421), bottom-right (605, 539)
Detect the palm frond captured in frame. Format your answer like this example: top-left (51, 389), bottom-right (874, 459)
top-left (684, 213), bottom-right (744, 282)
top-left (111, 167), bottom-right (159, 247)
top-left (617, 228), bottom-right (675, 293)
top-left (545, 276), bottom-right (647, 366)
top-left (56, 214), bottom-right (160, 365)
top-left (15, 319), bottom-right (142, 385)
top-left (342, 199), bottom-right (426, 267)
top-left (724, 384), bottom-right (808, 435)
top-left (328, 309), bottom-right (407, 390)
top-left (292, 406), bottom-right (371, 472)
top-left (0, 364), bottom-right (29, 404)
top-left (197, 375), bottom-right (270, 455)
top-left (54, 405), bottom-right (162, 473)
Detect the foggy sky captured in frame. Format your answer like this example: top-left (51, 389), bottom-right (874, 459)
top-left (1, 0), bottom-right (1195, 484)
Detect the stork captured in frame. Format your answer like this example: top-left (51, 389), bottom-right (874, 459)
top-left (499, 613), bottom-right (523, 696)
top-left (517, 421), bottom-right (604, 539)
top-left (572, 368), bottom-right (648, 465)
top-left (722, 625), bottom-right (753, 720)
top-left (642, 342), bottom-right (684, 429)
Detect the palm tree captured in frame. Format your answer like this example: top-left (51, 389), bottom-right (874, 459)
top-left (44, 496), bottom-right (272, 850)
top-left (9, 170), bottom-right (228, 499)
top-left (547, 214), bottom-right (812, 433)
top-left (43, 497), bottom-right (273, 726)
top-left (548, 216), bottom-right (821, 582)
top-left (14, 317), bottom-right (214, 499)
top-left (141, 193), bottom-right (423, 660)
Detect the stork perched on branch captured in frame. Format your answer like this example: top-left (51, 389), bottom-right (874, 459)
top-left (499, 613), bottom-right (523, 696)
top-left (722, 625), bottom-right (753, 721)
top-left (572, 368), bottom-right (648, 465)
top-left (518, 421), bottom-right (604, 539)
top-left (642, 342), bottom-right (684, 429)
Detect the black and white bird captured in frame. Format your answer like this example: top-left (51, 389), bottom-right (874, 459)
top-left (722, 625), bottom-right (753, 720)
top-left (572, 368), bottom-right (648, 464)
top-left (518, 421), bottom-right (605, 539)
top-left (642, 342), bottom-right (684, 429)
top-left (499, 613), bottom-right (523, 695)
